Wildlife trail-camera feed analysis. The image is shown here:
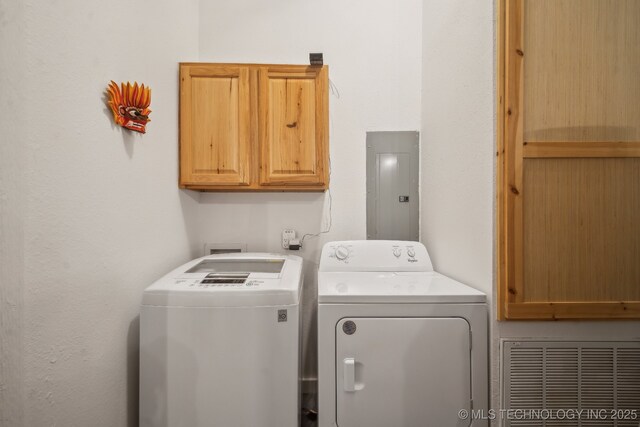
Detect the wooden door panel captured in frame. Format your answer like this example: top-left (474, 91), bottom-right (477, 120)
top-left (192, 77), bottom-right (240, 175)
top-left (523, 158), bottom-right (640, 303)
top-left (498, 0), bottom-right (640, 319)
top-left (259, 66), bottom-right (328, 186)
top-left (268, 78), bottom-right (317, 175)
top-left (524, 0), bottom-right (640, 144)
top-left (180, 65), bottom-right (250, 186)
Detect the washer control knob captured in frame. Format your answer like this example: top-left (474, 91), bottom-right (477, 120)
top-left (335, 246), bottom-right (350, 261)
top-left (393, 248), bottom-right (402, 258)
top-left (407, 248), bottom-right (416, 258)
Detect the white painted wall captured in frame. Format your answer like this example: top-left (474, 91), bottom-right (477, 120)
top-left (0, 0), bottom-right (27, 424)
top-left (421, 0), bottom-right (495, 295)
top-left (197, 0), bottom-right (423, 379)
top-left (0, 0), bottom-right (201, 425)
top-left (421, 0), bottom-right (640, 415)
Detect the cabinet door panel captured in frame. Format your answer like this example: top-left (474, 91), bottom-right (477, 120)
top-left (523, 158), bottom-right (640, 303)
top-left (259, 67), bottom-right (328, 186)
top-left (524, 0), bottom-right (640, 143)
top-left (180, 66), bottom-right (250, 186)
top-left (498, 0), bottom-right (640, 319)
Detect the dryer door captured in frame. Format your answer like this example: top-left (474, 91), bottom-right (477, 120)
top-left (336, 317), bottom-right (471, 427)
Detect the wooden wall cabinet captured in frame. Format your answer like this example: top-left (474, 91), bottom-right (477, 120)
top-left (497, 0), bottom-right (640, 320)
top-left (179, 63), bottom-right (329, 191)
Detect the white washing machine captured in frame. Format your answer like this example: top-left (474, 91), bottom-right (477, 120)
top-left (318, 241), bottom-right (488, 427)
top-left (140, 253), bottom-right (303, 427)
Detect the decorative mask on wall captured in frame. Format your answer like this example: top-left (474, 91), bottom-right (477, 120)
top-left (106, 81), bottom-right (152, 133)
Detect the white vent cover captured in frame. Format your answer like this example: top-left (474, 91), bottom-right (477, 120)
top-left (502, 341), bottom-right (640, 427)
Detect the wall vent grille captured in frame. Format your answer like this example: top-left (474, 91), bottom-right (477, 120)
top-left (502, 341), bottom-right (640, 427)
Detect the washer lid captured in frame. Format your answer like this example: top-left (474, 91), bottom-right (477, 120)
top-left (318, 271), bottom-right (486, 303)
top-left (185, 258), bottom-right (285, 274)
top-left (142, 253), bottom-right (302, 307)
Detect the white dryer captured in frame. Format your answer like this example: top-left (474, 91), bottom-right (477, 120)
top-left (140, 253), bottom-right (302, 427)
top-left (317, 241), bottom-right (488, 427)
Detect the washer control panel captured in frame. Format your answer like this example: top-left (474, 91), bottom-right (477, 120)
top-left (319, 240), bottom-right (433, 272)
top-left (174, 274), bottom-right (265, 289)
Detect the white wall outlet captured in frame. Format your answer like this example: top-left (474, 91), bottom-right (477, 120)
top-left (282, 229), bottom-right (296, 249)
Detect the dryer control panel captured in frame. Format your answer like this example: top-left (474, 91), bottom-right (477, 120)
top-left (319, 240), bottom-right (433, 272)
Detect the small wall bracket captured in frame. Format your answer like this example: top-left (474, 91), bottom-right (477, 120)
top-left (309, 53), bottom-right (323, 66)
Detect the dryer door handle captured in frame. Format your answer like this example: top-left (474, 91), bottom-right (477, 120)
top-left (343, 358), bottom-right (356, 392)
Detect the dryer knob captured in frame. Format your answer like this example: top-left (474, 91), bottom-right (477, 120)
top-left (407, 248), bottom-right (416, 258)
top-left (335, 246), bottom-right (350, 261)
top-left (393, 248), bottom-right (402, 258)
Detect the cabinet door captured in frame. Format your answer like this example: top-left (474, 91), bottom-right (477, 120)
top-left (258, 66), bottom-right (328, 186)
top-left (180, 65), bottom-right (251, 186)
top-left (498, 0), bottom-right (640, 319)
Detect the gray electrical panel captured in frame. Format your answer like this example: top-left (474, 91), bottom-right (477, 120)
top-left (366, 131), bottom-right (419, 241)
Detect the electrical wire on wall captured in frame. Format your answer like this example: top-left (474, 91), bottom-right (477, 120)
top-left (300, 78), bottom-right (339, 248)
top-left (300, 161), bottom-right (332, 247)
top-left (328, 78), bottom-right (340, 99)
